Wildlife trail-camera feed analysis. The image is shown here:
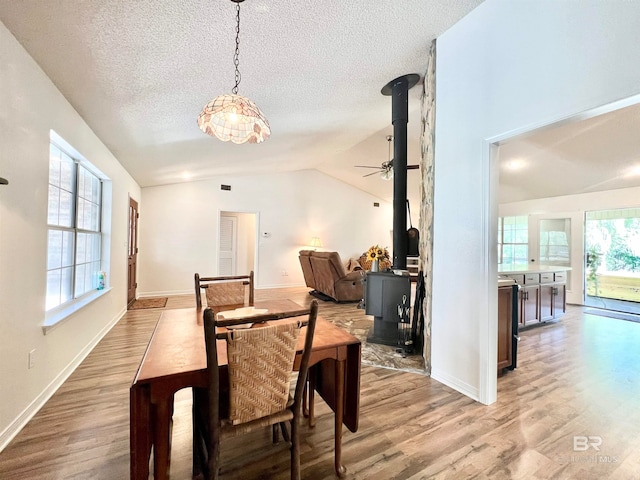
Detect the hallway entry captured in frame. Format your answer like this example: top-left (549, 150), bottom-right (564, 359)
top-left (218, 211), bottom-right (257, 277)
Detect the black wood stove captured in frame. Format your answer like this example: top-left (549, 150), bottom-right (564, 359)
top-left (365, 73), bottom-right (420, 347)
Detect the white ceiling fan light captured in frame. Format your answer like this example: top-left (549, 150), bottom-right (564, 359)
top-left (354, 135), bottom-right (417, 180)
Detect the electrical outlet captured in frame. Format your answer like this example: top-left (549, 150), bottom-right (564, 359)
top-left (281, 270), bottom-right (288, 276)
top-left (28, 349), bottom-right (36, 369)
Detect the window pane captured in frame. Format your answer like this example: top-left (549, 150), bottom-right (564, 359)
top-left (503, 230), bottom-right (514, 243)
top-left (61, 266), bottom-right (73, 303)
top-left (503, 245), bottom-right (514, 262)
top-left (515, 215), bottom-right (528, 226)
top-left (76, 232), bottom-right (87, 264)
top-left (61, 231), bottom-right (74, 267)
top-left (87, 233), bottom-right (101, 261)
top-left (59, 152), bottom-right (74, 191)
top-left (47, 230), bottom-right (62, 269)
top-left (514, 245), bottom-right (528, 264)
top-left (47, 187), bottom-right (61, 225)
top-left (92, 175), bottom-right (101, 203)
top-left (75, 263), bottom-right (87, 297)
top-left (46, 269), bottom-right (62, 310)
top-left (58, 190), bottom-right (74, 227)
top-left (49, 145), bottom-right (62, 185)
top-left (514, 230), bottom-right (528, 243)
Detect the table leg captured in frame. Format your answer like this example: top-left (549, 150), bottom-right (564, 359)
top-left (334, 359), bottom-right (346, 477)
top-left (130, 385), bottom-right (152, 480)
top-left (153, 398), bottom-right (172, 480)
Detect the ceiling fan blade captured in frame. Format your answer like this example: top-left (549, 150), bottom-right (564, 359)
top-left (362, 170), bottom-right (382, 178)
top-left (355, 165), bottom-right (383, 169)
top-left (407, 165), bottom-right (419, 170)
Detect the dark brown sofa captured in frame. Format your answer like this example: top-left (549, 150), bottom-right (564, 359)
top-left (298, 250), bottom-right (364, 302)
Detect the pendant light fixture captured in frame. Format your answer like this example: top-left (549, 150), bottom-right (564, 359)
top-left (197, 0), bottom-right (270, 144)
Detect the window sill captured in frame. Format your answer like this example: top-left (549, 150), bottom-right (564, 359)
top-left (43, 287), bottom-right (113, 335)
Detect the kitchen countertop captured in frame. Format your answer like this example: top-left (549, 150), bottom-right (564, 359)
top-left (498, 277), bottom-right (517, 287)
top-left (498, 264), bottom-right (572, 275)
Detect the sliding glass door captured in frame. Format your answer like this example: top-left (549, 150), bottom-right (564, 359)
top-left (584, 208), bottom-right (640, 314)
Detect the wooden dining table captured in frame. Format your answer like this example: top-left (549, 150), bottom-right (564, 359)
top-left (129, 299), bottom-right (361, 479)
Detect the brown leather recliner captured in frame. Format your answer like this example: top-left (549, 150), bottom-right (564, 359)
top-left (299, 250), bottom-right (364, 302)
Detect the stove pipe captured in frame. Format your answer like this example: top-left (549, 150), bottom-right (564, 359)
top-left (381, 73), bottom-right (420, 270)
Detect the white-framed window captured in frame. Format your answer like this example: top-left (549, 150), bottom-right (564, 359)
top-left (46, 140), bottom-right (103, 310)
top-left (498, 215), bottom-right (528, 265)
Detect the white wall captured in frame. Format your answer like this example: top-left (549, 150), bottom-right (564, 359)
top-left (138, 170), bottom-right (393, 295)
top-left (0, 22), bottom-right (140, 447)
top-left (434, 1), bottom-right (640, 404)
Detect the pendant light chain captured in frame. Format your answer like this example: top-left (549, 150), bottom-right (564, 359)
top-left (232, 1), bottom-right (241, 94)
top-left (197, 0), bottom-right (270, 144)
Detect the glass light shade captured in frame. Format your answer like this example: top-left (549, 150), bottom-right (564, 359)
top-left (381, 168), bottom-right (394, 181)
top-left (198, 94), bottom-right (270, 144)
top-left (310, 237), bottom-right (323, 248)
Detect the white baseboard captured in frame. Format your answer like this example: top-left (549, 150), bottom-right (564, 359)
top-left (257, 282), bottom-right (306, 289)
top-left (430, 367), bottom-right (480, 403)
top-left (137, 284), bottom-right (307, 298)
top-left (136, 290), bottom-right (192, 298)
top-left (0, 307), bottom-right (126, 452)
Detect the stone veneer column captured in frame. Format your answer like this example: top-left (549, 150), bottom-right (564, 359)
top-left (418, 40), bottom-right (436, 372)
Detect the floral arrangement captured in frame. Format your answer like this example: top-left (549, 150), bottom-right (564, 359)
top-left (360, 245), bottom-right (391, 271)
top-left (367, 245), bottom-right (390, 262)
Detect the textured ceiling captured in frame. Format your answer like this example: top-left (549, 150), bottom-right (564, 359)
top-left (2, 0), bottom-right (638, 206)
top-left (0, 0), bottom-right (483, 205)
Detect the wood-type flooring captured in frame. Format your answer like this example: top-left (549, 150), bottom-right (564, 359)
top-left (1, 287), bottom-right (639, 479)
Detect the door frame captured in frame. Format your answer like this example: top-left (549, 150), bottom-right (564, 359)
top-left (127, 196), bottom-right (139, 306)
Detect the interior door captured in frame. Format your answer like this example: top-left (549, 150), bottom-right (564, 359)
top-left (127, 197), bottom-right (139, 305)
top-left (219, 214), bottom-right (237, 276)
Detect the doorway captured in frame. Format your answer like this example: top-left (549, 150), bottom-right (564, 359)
top-left (584, 207), bottom-right (640, 314)
top-left (127, 197), bottom-right (139, 306)
top-left (218, 211), bottom-right (257, 277)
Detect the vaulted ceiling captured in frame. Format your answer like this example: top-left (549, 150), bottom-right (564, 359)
top-left (499, 102), bottom-right (640, 204)
top-left (2, 0), bottom-right (639, 208)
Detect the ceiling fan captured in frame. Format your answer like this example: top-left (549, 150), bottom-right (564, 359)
top-left (355, 135), bottom-right (419, 180)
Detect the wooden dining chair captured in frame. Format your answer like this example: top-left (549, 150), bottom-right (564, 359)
top-left (194, 271), bottom-right (254, 309)
top-left (192, 300), bottom-right (319, 480)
